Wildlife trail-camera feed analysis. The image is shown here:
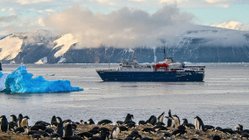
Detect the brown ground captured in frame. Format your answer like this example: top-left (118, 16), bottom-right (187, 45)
top-left (0, 124), bottom-right (246, 140)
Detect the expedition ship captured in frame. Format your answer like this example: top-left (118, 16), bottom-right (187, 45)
top-left (96, 58), bottom-right (205, 82)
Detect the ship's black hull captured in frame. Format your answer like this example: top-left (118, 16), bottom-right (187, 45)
top-left (97, 71), bottom-right (204, 82)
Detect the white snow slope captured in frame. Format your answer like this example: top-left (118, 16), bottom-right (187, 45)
top-left (53, 33), bottom-right (78, 58)
top-left (0, 35), bottom-right (23, 60)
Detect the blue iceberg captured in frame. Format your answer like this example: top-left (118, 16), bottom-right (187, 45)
top-left (2, 66), bottom-right (82, 94)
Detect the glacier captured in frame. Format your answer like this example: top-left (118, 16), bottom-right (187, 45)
top-left (0, 66), bottom-right (82, 94)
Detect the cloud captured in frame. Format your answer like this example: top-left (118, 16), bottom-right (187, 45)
top-left (0, 15), bottom-right (18, 23)
top-left (15, 0), bottom-right (53, 5)
top-left (207, 0), bottom-right (249, 6)
top-left (37, 17), bottom-right (45, 26)
top-left (43, 5), bottom-right (193, 48)
top-left (160, 0), bottom-right (188, 5)
top-left (212, 21), bottom-right (249, 31)
top-left (205, 0), bottom-right (231, 8)
top-left (94, 0), bottom-right (115, 5)
top-left (129, 0), bottom-right (144, 2)
top-left (1, 8), bottom-right (17, 15)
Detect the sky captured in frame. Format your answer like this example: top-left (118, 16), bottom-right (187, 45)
top-left (0, 0), bottom-right (249, 36)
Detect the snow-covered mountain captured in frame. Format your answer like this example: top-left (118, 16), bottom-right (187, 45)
top-left (0, 27), bottom-right (249, 63)
top-left (0, 34), bottom-right (23, 61)
top-left (53, 33), bottom-right (78, 58)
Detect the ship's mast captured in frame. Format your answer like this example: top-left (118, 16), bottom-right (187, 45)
top-left (160, 39), bottom-right (167, 59)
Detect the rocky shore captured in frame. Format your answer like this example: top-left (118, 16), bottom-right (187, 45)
top-left (0, 111), bottom-right (248, 140)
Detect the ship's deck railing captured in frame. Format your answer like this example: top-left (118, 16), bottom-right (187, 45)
top-left (97, 68), bottom-right (153, 72)
top-left (97, 68), bottom-right (204, 72)
top-left (184, 66), bottom-right (205, 71)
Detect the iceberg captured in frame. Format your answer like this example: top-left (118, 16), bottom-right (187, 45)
top-left (1, 66), bottom-right (82, 94)
top-left (0, 72), bottom-right (8, 91)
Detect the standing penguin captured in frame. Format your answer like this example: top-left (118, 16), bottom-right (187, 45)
top-left (10, 114), bottom-right (18, 123)
top-left (9, 114), bottom-right (18, 131)
top-left (111, 126), bottom-right (120, 139)
top-left (51, 115), bottom-right (57, 126)
top-left (124, 113), bottom-right (134, 123)
top-left (157, 112), bottom-right (165, 123)
top-left (20, 116), bottom-right (30, 128)
top-left (18, 114), bottom-right (23, 127)
top-left (172, 115), bottom-right (180, 128)
top-left (56, 117), bottom-right (64, 137)
top-left (235, 124), bottom-right (243, 132)
top-left (64, 123), bottom-right (73, 138)
top-left (194, 116), bottom-right (204, 131)
top-left (167, 110), bottom-right (172, 127)
top-left (0, 115), bottom-right (8, 132)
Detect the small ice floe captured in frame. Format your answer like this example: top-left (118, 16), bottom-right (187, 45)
top-left (0, 65), bottom-right (83, 94)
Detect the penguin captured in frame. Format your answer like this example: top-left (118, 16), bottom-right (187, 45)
top-left (241, 131), bottom-right (249, 139)
top-left (64, 123), bottom-right (73, 138)
top-left (14, 126), bottom-right (25, 133)
top-left (30, 125), bottom-right (44, 131)
top-left (138, 120), bottom-right (146, 125)
top-left (182, 118), bottom-right (195, 129)
top-left (236, 124), bottom-right (243, 132)
top-left (88, 126), bottom-right (100, 135)
top-left (220, 128), bottom-right (235, 135)
top-left (56, 120), bottom-right (64, 137)
top-left (20, 116), bottom-right (30, 128)
top-left (172, 125), bottom-right (186, 136)
top-left (153, 125), bottom-right (167, 131)
top-left (45, 127), bottom-right (54, 135)
top-left (204, 125), bottom-right (215, 131)
top-left (99, 127), bottom-right (110, 133)
top-left (126, 121), bottom-right (136, 128)
top-left (163, 132), bottom-right (172, 139)
top-left (111, 126), bottom-right (120, 139)
top-left (119, 125), bottom-right (128, 131)
top-left (35, 120), bottom-right (50, 127)
top-left (141, 137), bottom-right (153, 140)
top-left (10, 114), bottom-right (18, 122)
top-left (142, 127), bottom-right (156, 133)
top-left (212, 135), bottom-right (221, 140)
top-left (167, 109), bottom-right (172, 127)
top-left (124, 113), bottom-right (134, 123)
top-left (32, 133), bottom-right (42, 139)
top-left (172, 115), bottom-right (180, 128)
top-left (51, 115), bottom-right (58, 126)
top-left (146, 115), bottom-right (157, 125)
top-left (87, 118), bottom-right (95, 125)
top-left (157, 112), bottom-right (165, 123)
top-left (194, 116), bottom-right (204, 131)
top-left (126, 130), bottom-right (142, 140)
top-left (77, 132), bottom-right (93, 139)
top-left (0, 115), bottom-right (8, 132)
top-left (97, 119), bottom-right (112, 125)
top-left (116, 120), bottom-right (124, 125)
top-left (18, 113), bottom-right (23, 127)
top-left (56, 116), bottom-right (63, 124)
top-left (9, 114), bottom-right (18, 131)
top-left (91, 129), bottom-right (110, 140)
top-left (80, 120), bottom-right (84, 124)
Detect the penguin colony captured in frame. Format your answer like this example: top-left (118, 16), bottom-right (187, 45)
top-left (0, 110), bottom-right (248, 140)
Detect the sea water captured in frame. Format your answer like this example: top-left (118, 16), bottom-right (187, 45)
top-left (0, 63), bottom-right (249, 128)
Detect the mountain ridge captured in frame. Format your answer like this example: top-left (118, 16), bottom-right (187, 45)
top-left (0, 27), bottom-right (249, 64)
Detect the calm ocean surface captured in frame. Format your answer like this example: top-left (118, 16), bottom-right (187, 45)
top-left (0, 63), bottom-right (249, 128)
